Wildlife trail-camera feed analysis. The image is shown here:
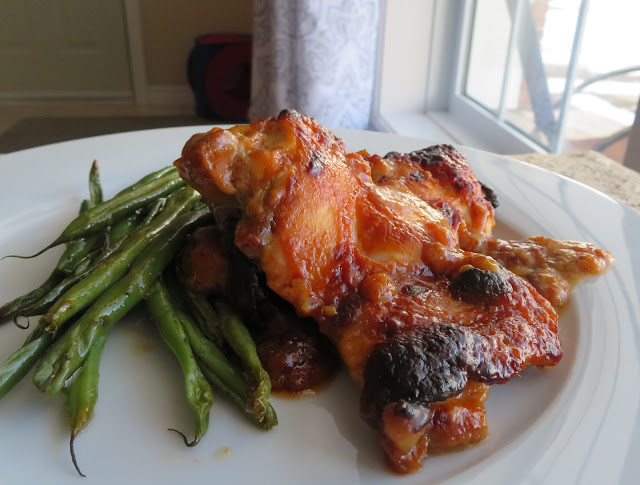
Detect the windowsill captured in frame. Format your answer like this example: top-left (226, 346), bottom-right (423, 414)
top-left (374, 109), bottom-right (546, 156)
top-left (371, 111), bottom-right (454, 144)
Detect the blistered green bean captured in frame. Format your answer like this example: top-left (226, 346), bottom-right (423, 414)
top-left (146, 281), bottom-right (213, 446)
top-left (32, 207), bottom-right (212, 395)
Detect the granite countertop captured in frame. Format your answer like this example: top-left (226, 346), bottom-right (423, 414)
top-left (512, 150), bottom-right (640, 212)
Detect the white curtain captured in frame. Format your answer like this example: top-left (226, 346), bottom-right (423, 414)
top-left (249, 0), bottom-right (381, 129)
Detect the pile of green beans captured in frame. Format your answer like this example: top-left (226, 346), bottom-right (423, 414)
top-left (0, 161), bottom-right (277, 477)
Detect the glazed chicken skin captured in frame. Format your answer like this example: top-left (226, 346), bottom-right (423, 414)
top-left (175, 110), bottom-right (610, 473)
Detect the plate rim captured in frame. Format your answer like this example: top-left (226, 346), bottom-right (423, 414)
top-left (0, 126), bottom-right (638, 485)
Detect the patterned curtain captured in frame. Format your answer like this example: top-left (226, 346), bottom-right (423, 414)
top-left (249, 0), bottom-right (381, 129)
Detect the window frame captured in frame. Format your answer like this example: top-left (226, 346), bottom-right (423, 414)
top-left (372, 0), bottom-right (640, 170)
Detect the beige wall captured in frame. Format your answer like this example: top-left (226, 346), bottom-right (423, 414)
top-left (0, 0), bottom-right (132, 96)
top-left (139, 0), bottom-right (253, 87)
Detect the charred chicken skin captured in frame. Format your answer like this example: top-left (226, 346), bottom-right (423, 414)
top-left (175, 110), bottom-right (612, 473)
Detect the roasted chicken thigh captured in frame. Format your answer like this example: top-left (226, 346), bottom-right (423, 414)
top-left (175, 110), bottom-right (612, 473)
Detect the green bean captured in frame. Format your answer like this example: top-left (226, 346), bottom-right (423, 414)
top-left (168, 273), bottom-right (224, 347)
top-left (146, 281), bottom-right (213, 447)
top-left (32, 207), bottom-right (213, 395)
top-left (88, 160), bottom-right (104, 207)
top-left (0, 222), bottom-right (101, 319)
top-left (0, 165), bottom-right (104, 320)
top-left (1, 202), bottom-right (152, 397)
top-left (55, 217), bottom-right (100, 277)
top-left (0, 327), bottom-right (52, 399)
top-left (54, 234), bottom-right (103, 277)
top-left (17, 254), bottom-right (97, 318)
top-left (115, 166), bottom-right (177, 197)
top-left (18, 201), bottom-right (163, 319)
top-left (19, 170), bottom-right (184, 256)
top-left (0, 274), bottom-right (61, 321)
top-left (173, 298), bottom-right (244, 398)
top-left (55, 162), bottom-right (105, 274)
top-left (17, 211), bottom-right (144, 319)
top-left (213, 299), bottom-right (272, 421)
top-left (187, 293), bottom-right (224, 345)
top-left (198, 361), bottom-right (277, 430)
top-left (52, 171), bottom-right (183, 242)
top-left (107, 211), bottom-right (145, 248)
top-left (174, 296), bottom-right (277, 429)
top-left (40, 187), bottom-right (201, 334)
top-left (140, 198), bottom-right (167, 226)
top-left (64, 328), bottom-right (110, 477)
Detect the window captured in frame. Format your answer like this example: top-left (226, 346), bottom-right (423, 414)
top-left (374, 0), bottom-right (640, 170)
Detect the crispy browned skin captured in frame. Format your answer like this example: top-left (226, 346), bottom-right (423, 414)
top-left (364, 148), bottom-right (496, 251)
top-left (175, 110), bottom-right (609, 473)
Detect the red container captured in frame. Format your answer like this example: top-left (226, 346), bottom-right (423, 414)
top-left (187, 33), bottom-right (252, 122)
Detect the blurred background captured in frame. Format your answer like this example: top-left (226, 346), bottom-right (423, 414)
top-left (1, 0), bottom-right (638, 171)
top-left (462, 0), bottom-right (640, 163)
top-left (0, 0), bottom-right (251, 150)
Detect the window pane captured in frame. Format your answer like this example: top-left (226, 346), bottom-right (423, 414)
top-left (465, 1), bottom-right (513, 114)
top-left (562, 0), bottom-right (640, 163)
top-left (503, 0), bottom-right (582, 150)
top-left (499, 0), bottom-right (640, 161)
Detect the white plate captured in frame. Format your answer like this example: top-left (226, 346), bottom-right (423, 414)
top-left (0, 128), bottom-right (638, 485)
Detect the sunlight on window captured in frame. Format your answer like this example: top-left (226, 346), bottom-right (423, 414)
top-left (464, 0), bottom-right (640, 162)
top-left (465, 2), bottom-right (512, 113)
